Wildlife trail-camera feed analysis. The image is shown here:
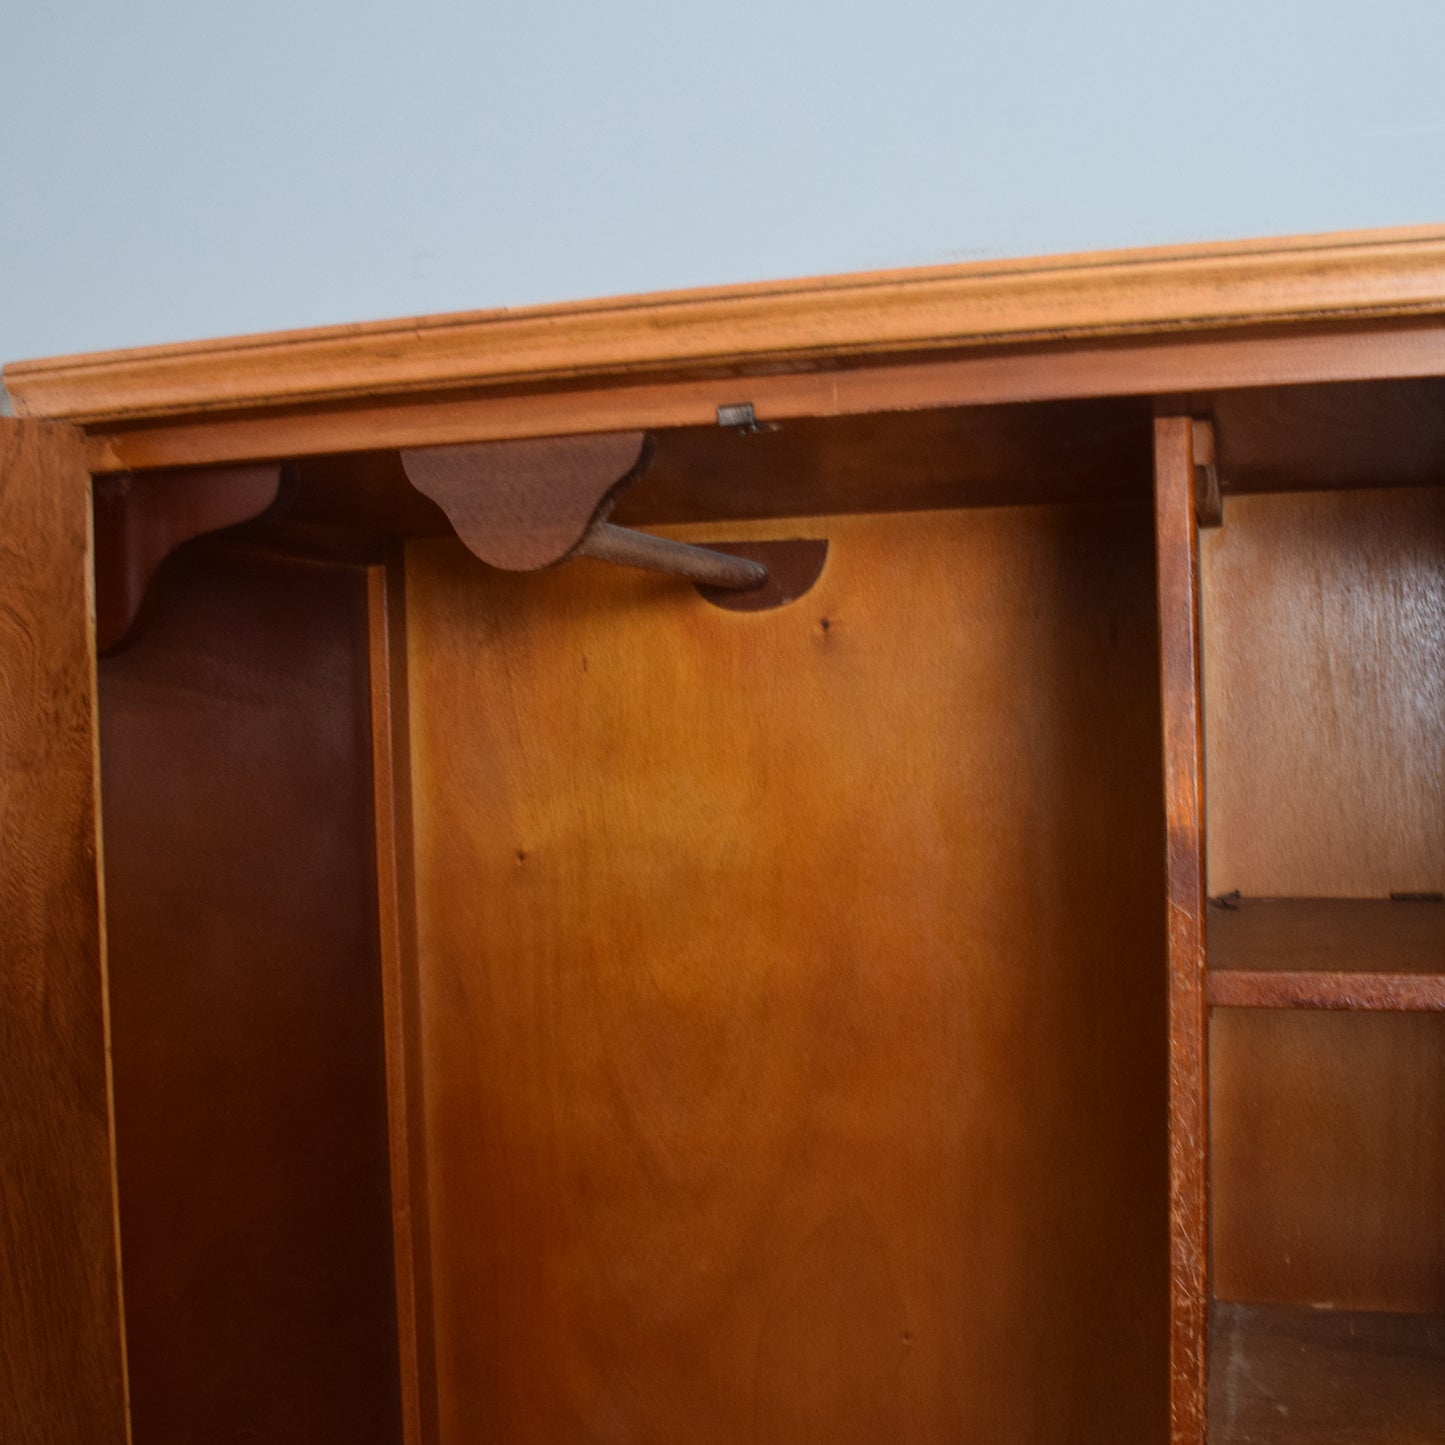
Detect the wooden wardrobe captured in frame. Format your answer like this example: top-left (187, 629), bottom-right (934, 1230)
top-left (3, 226), bottom-right (1443, 1444)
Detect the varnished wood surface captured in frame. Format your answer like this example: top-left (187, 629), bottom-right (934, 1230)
top-left (1214, 378), bottom-right (1445, 496)
top-left (0, 420), bottom-right (130, 1444)
top-left (10, 226), bottom-right (1445, 427)
top-left (1208, 1303), bottom-right (1445, 1445)
top-left (1156, 416), bottom-right (1210, 1445)
top-left (1203, 487), bottom-right (1445, 899)
top-left (617, 401), bottom-right (1153, 521)
top-left (193, 381), bottom-right (1444, 550)
top-left (92, 463), bottom-right (283, 652)
top-left (403, 504), bottom-right (1168, 1443)
top-left (368, 557), bottom-right (437, 1445)
top-left (399, 432), bottom-right (649, 568)
top-left (271, 399), bottom-right (1153, 548)
top-left (72, 318), bottom-right (1445, 475)
top-left (1211, 1010), bottom-right (1445, 1313)
top-left (1207, 899), bottom-right (1445, 1010)
top-left (99, 543), bottom-right (402, 1444)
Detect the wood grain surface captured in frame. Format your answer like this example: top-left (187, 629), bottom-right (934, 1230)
top-left (0, 420), bottom-right (130, 1444)
top-left (399, 432), bottom-right (649, 569)
top-left (1202, 486), bottom-right (1445, 899)
top-left (1155, 416), bottom-right (1209, 1445)
top-left (1207, 898), bottom-right (1445, 1010)
top-left (1214, 377), bottom-right (1445, 496)
top-left (1211, 1009), bottom-right (1445, 1313)
top-left (10, 225), bottom-right (1445, 426)
top-left (74, 319), bottom-right (1445, 476)
top-left (369, 556), bottom-right (437, 1445)
top-left (91, 463), bottom-right (283, 652)
top-left (401, 502), bottom-right (1168, 1444)
top-left (99, 542), bottom-right (401, 1444)
top-left (1209, 1302), bottom-right (1445, 1445)
top-left (271, 399), bottom-right (1152, 547)
top-left (615, 401), bottom-right (1153, 522)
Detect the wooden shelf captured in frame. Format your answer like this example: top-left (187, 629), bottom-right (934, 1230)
top-left (1209, 1302), bottom-right (1445, 1444)
top-left (1206, 898), bottom-right (1445, 1010)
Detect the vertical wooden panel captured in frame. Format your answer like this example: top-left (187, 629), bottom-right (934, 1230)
top-left (0, 420), bottom-right (130, 1444)
top-left (1202, 486), bottom-right (1445, 898)
top-left (370, 556), bottom-right (438, 1445)
top-left (1155, 416), bottom-right (1208, 1445)
top-left (405, 504), bottom-right (1168, 1444)
top-left (99, 542), bottom-right (401, 1444)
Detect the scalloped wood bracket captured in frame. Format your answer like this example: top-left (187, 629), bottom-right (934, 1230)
top-left (93, 463), bottom-right (287, 654)
top-left (398, 433), bottom-right (787, 599)
top-left (399, 432), bottom-right (654, 570)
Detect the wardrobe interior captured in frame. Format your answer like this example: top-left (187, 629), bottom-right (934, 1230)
top-left (90, 376), bottom-right (1445, 1443)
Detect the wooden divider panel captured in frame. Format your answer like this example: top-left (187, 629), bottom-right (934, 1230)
top-left (1154, 416), bottom-right (1209, 1445)
top-left (404, 504), bottom-right (1168, 1444)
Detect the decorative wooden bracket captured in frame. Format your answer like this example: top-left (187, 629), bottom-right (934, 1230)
top-left (398, 433), bottom-right (771, 594)
top-left (93, 464), bottom-right (288, 654)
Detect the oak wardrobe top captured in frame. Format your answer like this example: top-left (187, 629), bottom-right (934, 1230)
top-left (6, 223), bottom-right (1445, 474)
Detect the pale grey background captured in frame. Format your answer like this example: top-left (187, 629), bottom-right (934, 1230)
top-left (3, 0), bottom-right (1443, 370)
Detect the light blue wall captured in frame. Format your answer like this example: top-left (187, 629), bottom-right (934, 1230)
top-left (3, 0), bottom-right (1444, 368)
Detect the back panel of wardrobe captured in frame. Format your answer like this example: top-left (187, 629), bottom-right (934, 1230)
top-left (403, 502), bottom-right (1169, 1443)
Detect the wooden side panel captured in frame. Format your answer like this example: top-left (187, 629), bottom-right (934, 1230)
top-left (0, 420), bottom-right (130, 1444)
top-left (1154, 416), bottom-right (1208, 1445)
top-left (405, 505), bottom-right (1169, 1444)
top-left (98, 543), bottom-right (401, 1444)
top-left (1211, 1010), bottom-right (1445, 1311)
top-left (1202, 486), bottom-right (1445, 899)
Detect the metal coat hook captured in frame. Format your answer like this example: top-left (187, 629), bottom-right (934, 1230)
top-left (573, 520), bottom-right (767, 590)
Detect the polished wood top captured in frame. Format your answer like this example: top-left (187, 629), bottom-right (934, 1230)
top-left (8, 226), bottom-right (1445, 438)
